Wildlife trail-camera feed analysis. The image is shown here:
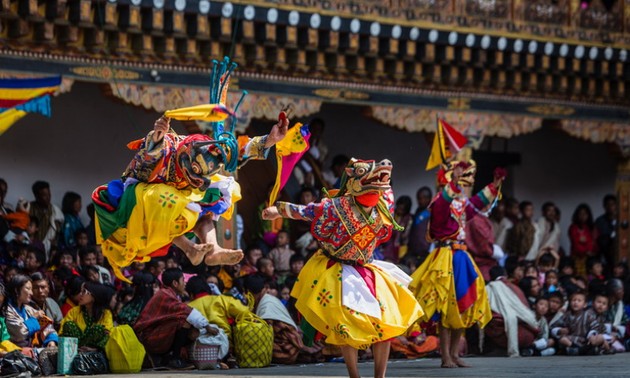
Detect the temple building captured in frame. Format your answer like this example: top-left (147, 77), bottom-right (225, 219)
top-left (0, 0), bottom-right (628, 258)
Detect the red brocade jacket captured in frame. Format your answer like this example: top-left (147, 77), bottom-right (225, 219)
top-left (276, 189), bottom-right (395, 265)
top-left (429, 181), bottom-right (499, 243)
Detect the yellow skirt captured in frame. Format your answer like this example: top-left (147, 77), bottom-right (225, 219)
top-left (409, 246), bottom-right (491, 329)
top-left (97, 183), bottom-right (202, 282)
top-left (291, 251), bottom-right (424, 350)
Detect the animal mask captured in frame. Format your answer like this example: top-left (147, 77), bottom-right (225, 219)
top-left (343, 158), bottom-right (392, 196)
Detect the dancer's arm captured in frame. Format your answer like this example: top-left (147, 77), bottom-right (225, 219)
top-left (262, 201), bottom-right (318, 222)
top-left (467, 167), bottom-right (506, 219)
top-left (238, 117), bottom-right (290, 162)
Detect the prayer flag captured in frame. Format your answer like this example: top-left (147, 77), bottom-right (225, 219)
top-left (425, 118), bottom-right (468, 170)
top-left (0, 76), bottom-right (61, 135)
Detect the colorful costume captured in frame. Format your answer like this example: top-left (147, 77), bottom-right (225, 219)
top-left (92, 58), bottom-right (270, 280)
top-left (275, 159), bottom-right (423, 350)
top-left (409, 161), bottom-right (495, 329)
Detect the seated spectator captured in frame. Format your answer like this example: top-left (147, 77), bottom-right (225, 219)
top-left (521, 297), bottom-right (556, 357)
top-left (519, 276), bottom-right (541, 309)
top-left (0, 283), bottom-right (20, 356)
top-left (552, 290), bottom-right (607, 355)
top-left (23, 247), bottom-right (47, 276)
top-left (542, 269), bottom-right (560, 297)
top-left (279, 284), bottom-right (291, 307)
top-left (289, 187), bottom-right (318, 246)
top-left (505, 256), bottom-right (524, 285)
top-left (239, 246), bottom-right (263, 277)
top-left (79, 247), bottom-right (112, 285)
top-left (205, 274), bottom-right (224, 295)
top-left (117, 272), bottom-right (157, 326)
top-left (74, 229), bottom-right (89, 250)
top-left (268, 230), bottom-right (295, 283)
top-left (284, 254), bottom-right (305, 290)
top-left (256, 257), bottom-right (277, 283)
top-left (389, 321), bottom-right (439, 360)
top-left (485, 266), bottom-right (538, 357)
top-left (51, 266), bottom-right (75, 302)
top-left (60, 281), bottom-right (114, 350)
top-left (380, 196), bottom-right (413, 264)
top-left (546, 291), bottom-right (566, 328)
top-left (536, 250), bottom-right (559, 284)
top-left (186, 276), bottom-right (250, 341)
top-left (590, 293), bottom-right (615, 353)
top-left (53, 249), bottom-right (78, 273)
top-left (60, 276), bottom-right (85, 317)
top-left (133, 268), bottom-right (217, 369)
top-left (83, 266), bottom-right (101, 283)
top-left (29, 272), bottom-right (63, 330)
top-left (243, 274), bottom-right (304, 364)
top-left (217, 263), bottom-right (241, 291)
top-left (3, 275), bottom-right (58, 348)
top-left (605, 279), bottom-right (627, 351)
top-left (2, 266), bottom-right (18, 286)
top-left (145, 259), bottom-right (166, 279)
top-left (586, 257), bottom-right (606, 285)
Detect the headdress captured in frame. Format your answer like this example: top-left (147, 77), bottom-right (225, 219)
top-left (165, 57), bottom-right (247, 179)
top-left (324, 158), bottom-right (404, 231)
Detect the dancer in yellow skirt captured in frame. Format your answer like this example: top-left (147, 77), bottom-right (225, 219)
top-left (409, 160), bottom-right (506, 368)
top-left (263, 158), bottom-right (423, 378)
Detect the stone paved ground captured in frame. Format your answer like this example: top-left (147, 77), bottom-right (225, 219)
top-left (100, 354), bottom-right (628, 377)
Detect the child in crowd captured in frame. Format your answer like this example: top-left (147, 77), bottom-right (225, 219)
top-left (542, 270), bottom-right (560, 296)
top-left (536, 250), bottom-right (559, 285)
top-left (284, 254), bottom-right (305, 288)
top-left (240, 246), bottom-right (263, 277)
top-left (552, 290), bottom-right (608, 355)
top-left (546, 291), bottom-right (566, 328)
top-left (591, 293), bottom-right (616, 353)
top-left (522, 297), bottom-right (556, 356)
top-left (587, 258), bottom-right (605, 281)
top-left (268, 230), bottom-right (295, 283)
top-left (256, 257), bottom-right (277, 283)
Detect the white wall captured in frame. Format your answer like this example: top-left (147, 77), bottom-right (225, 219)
top-left (0, 84), bottom-right (617, 252)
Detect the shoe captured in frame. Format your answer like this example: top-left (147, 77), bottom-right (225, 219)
top-left (540, 347), bottom-right (556, 357)
top-left (167, 358), bottom-right (194, 370)
top-left (520, 348), bottom-right (535, 357)
top-left (566, 346), bottom-right (580, 356)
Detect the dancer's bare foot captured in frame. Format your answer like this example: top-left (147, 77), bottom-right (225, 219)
top-left (204, 248), bottom-right (243, 265)
top-left (441, 359), bottom-right (458, 368)
top-left (454, 358), bottom-right (471, 368)
top-left (184, 243), bottom-right (214, 266)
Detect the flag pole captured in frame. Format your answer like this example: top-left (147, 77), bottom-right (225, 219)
top-left (436, 114), bottom-right (446, 164)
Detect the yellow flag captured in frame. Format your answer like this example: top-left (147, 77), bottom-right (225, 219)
top-left (425, 119), bottom-right (449, 170)
top-left (0, 109), bottom-right (27, 136)
top-left (164, 103), bottom-right (233, 122)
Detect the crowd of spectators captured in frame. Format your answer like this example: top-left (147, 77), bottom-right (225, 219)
top-left (0, 164), bottom-right (627, 373)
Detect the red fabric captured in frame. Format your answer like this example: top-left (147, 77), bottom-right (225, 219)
top-left (354, 265), bottom-right (376, 298)
top-left (60, 300), bottom-right (76, 317)
top-left (569, 224), bottom-right (598, 258)
top-left (465, 215), bottom-right (497, 281)
top-left (457, 280), bottom-right (477, 313)
top-left (149, 244), bottom-right (171, 258)
top-left (356, 193), bottom-right (380, 207)
top-left (133, 287), bottom-right (193, 354)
